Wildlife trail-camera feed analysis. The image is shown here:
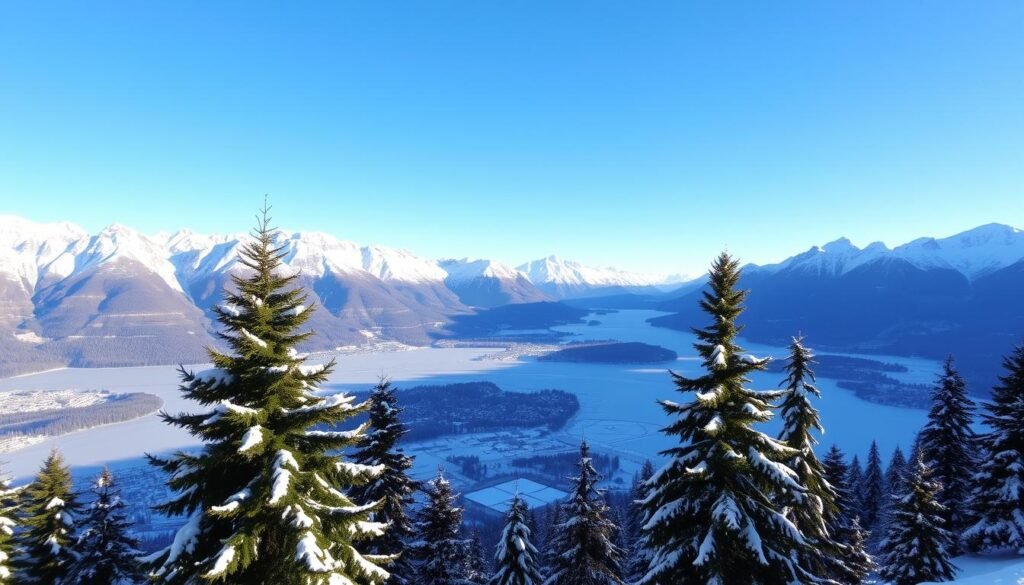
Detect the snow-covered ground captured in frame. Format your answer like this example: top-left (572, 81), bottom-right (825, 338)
top-left (923, 553), bottom-right (1024, 584)
top-left (0, 310), bottom-right (934, 482)
top-left (0, 389), bottom-right (111, 413)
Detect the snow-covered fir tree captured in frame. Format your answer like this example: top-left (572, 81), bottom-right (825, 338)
top-left (17, 449), bottom-right (80, 585)
top-left (143, 209), bottom-right (390, 584)
top-left (965, 343), bottom-right (1024, 554)
top-left (878, 454), bottom-right (958, 585)
top-left (465, 529), bottom-right (490, 584)
top-left (412, 470), bottom-right (468, 585)
top-left (884, 446), bottom-right (907, 499)
top-left (350, 379), bottom-right (419, 584)
top-left (541, 504), bottom-right (563, 570)
top-left (639, 253), bottom-right (819, 585)
top-left (0, 466), bottom-right (18, 585)
top-left (820, 445), bottom-right (875, 584)
top-left (859, 441), bottom-right (885, 531)
top-left (544, 440), bottom-right (622, 585)
top-left (845, 455), bottom-right (864, 524)
top-left (776, 336), bottom-right (845, 579)
top-left (623, 461), bottom-right (655, 584)
top-left (919, 356), bottom-right (977, 550)
top-left (66, 468), bottom-right (142, 584)
top-left (490, 495), bottom-right (544, 585)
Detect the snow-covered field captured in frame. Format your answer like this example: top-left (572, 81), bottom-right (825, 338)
top-left (0, 310), bottom-right (932, 482)
top-left (0, 389), bottom-right (111, 413)
top-left (928, 553), bottom-right (1024, 584)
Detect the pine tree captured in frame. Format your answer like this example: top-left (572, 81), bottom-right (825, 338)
top-left (878, 454), bottom-right (957, 585)
top-left (919, 356), bottom-right (977, 550)
top-left (845, 455), bottom-right (864, 524)
top-left (541, 504), bottom-right (563, 571)
top-left (0, 466), bottom-right (18, 585)
top-left (350, 379), bottom-right (418, 584)
top-left (16, 449), bottom-right (80, 585)
top-left (776, 336), bottom-right (844, 578)
top-left (544, 440), bottom-right (622, 585)
top-left (623, 462), bottom-right (655, 584)
top-left (66, 468), bottom-right (142, 584)
top-left (965, 343), bottom-right (1024, 554)
top-left (884, 446), bottom-right (907, 498)
top-left (639, 253), bottom-right (817, 585)
top-left (143, 208), bottom-right (389, 584)
top-left (821, 446), bottom-right (875, 584)
top-left (465, 529), bottom-right (489, 584)
top-left (833, 518), bottom-right (875, 585)
top-left (859, 441), bottom-right (885, 531)
top-left (490, 495), bottom-right (544, 585)
top-left (412, 470), bottom-right (468, 585)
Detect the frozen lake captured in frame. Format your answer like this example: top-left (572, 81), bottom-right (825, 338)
top-left (0, 310), bottom-right (935, 481)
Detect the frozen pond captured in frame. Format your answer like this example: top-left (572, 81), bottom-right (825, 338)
top-left (0, 310), bottom-right (935, 481)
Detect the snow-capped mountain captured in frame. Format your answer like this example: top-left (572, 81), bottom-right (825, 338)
top-left (517, 255), bottom-right (668, 299)
top-left (438, 258), bottom-right (548, 308)
top-left (753, 224), bottom-right (1024, 280)
top-left (655, 223), bottom-right (1024, 393)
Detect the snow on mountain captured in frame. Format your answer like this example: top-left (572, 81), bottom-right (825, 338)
top-left (517, 255), bottom-right (668, 298)
top-left (438, 258), bottom-right (548, 307)
top-left (891, 223), bottom-right (1024, 279)
top-left (755, 224), bottom-right (1024, 280)
top-left (438, 258), bottom-right (523, 283)
top-left (0, 215), bottom-right (88, 291)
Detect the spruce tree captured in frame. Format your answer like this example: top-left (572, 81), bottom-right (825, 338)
top-left (350, 379), bottom-right (418, 584)
top-left (919, 356), bottom-right (977, 549)
top-left (17, 449), bottom-right (80, 585)
top-left (965, 343), bottom-right (1024, 554)
top-left (845, 455), bottom-right (864, 525)
top-left (66, 468), bottom-right (143, 584)
top-left (776, 336), bottom-right (843, 578)
top-left (820, 446), bottom-right (875, 584)
top-left (490, 495), bottom-right (544, 585)
top-left (884, 446), bottom-right (907, 498)
top-left (859, 441), bottom-right (885, 531)
top-left (878, 454), bottom-right (957, 585)
top-left (639, 253), bottom-right (817, 585)
top-left (623, 462), bottom-right (655, 584)
top-left (0, 467), bottom-right (17, 585)
top-left (143, 209), bottom-right (389, 584)
top-left (412, 471), bottom-right (468, 585)
top-left (544, 441), bottom-right (622, 585)
top-left (465, 529), bottom-right (489, 584)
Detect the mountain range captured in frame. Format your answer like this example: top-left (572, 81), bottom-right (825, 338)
top-left (2, 214), bottom-right (1022, 389)
top-left (648, 223), bottom-right (1024, 393)
top-left (0, 214), bottom-right (679, 375)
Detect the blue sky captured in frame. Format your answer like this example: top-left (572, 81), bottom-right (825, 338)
top-left (1, 1), bottom-right (1021, 274)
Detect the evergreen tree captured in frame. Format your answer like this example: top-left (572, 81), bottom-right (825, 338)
top-left (623, 461), bottom-right (655, 584)
top-left (350, 379), bottom-right (418, 584)
top-left (66, 468), bottom-right (142, 584)
top-left (465, 529), bottom-right (489, 584)
top-left (0, 467), bottom-right (18, 585)
top-left (776, 336), bottom-right (844, 578)
top-left (859, 441), bottom-right (885, 531)
top-left (541, 504), bottom-right (563, 571)
top-left (845, 455), bottom-right (864, 524)
top-left (143, 209), bottom-right (389, 584)
top-left (639, 253), bottom-right (817, 585)
top-left (16, 449), bottom-right (80, 585)
top-left (965, 343), bottom-right (1024, 554)
top-left (919, 356), bottom-right (977, 550)
top-left (490, 495), bottom-right (544, 585)
top-left (833, 518), bottom-right (875, 585)
top-left (820, 445), bottom-right (875, 584)
top-left (412, 471), bottom-right (468, 585)
top-left (878, 454), bottom-right (957, 585)
top-left (544, 440), bottom-right (622, 585)
top-left (884, 446), bottom-right (907, 498)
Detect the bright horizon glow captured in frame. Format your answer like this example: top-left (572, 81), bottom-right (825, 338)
top-left (1, 2), bottom-right (1021, 275)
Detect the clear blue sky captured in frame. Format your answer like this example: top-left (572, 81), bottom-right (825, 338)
top-left (1, 1), bottom-right (1021, 274)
